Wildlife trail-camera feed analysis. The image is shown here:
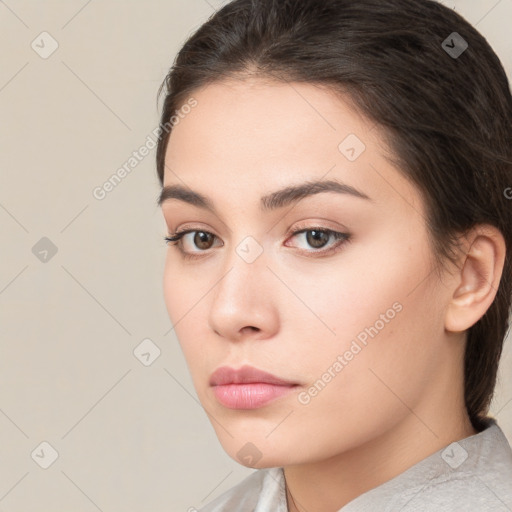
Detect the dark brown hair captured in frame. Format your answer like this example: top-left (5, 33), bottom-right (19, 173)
top-left (156, 0), bottom-right (512, 432)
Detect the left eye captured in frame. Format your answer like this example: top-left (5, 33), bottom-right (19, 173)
top-left (288, 228), bottom-right (349, 251)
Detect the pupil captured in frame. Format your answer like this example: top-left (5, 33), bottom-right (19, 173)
top-left (195, 232), bottom-right (212, 249)
top-left (307, 230), bottom-right (328, 248)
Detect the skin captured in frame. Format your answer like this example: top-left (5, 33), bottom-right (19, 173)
top-left (160, 78), bottom-right (505, 511)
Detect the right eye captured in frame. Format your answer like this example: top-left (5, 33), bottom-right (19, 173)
top-left (164, 229), bottom-right (223, 258)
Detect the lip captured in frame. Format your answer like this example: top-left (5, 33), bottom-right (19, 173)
top-left (210, 365), bottom-right (299, 409)
top-left (209, 365), bottom-right (298, 386)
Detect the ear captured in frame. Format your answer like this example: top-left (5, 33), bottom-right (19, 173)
top-left (445, 225), bottom-right (506, 333)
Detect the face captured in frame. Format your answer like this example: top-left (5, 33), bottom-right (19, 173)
top-left (160, 78), bottom-right (454, 468)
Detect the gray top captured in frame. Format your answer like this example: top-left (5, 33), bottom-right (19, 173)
top-left (198, 417), bottom-right (512, 511)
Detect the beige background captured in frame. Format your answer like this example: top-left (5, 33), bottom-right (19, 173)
top-left (1, 1), bottom-right (511, 510)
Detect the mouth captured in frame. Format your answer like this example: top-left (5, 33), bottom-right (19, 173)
top-left (209, 365), bottom-right (299, 409)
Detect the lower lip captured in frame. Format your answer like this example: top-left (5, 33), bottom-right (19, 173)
top-left (212, 383), bottom-right (297, 409)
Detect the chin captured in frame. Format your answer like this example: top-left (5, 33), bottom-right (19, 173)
top-left (213, 431), bottom-right (298, 469)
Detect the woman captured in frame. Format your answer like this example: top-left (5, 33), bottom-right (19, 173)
top-left (156, 0), bottom-right (512, 510)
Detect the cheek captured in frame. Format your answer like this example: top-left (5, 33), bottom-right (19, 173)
top-left (293, 302), bottom-right (438, 461)
top-left (163, 258), bottom-right (205, 362)
top-left (281, 241), bottom-right (423, 347)
top-left (289, 236), bottom-right (441, 425)
top-left (163, 258), bottom-right (183, 327)
top-left (163, 251), bottom-right (208, 328)
top-left (286, 227), bottom-right (437, 379)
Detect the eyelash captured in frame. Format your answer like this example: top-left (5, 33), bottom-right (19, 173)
top-left (164, 225), bottom-right (351, 260)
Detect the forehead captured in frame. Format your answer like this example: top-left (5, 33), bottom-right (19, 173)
top-left (166, 78), bottom-right (371, 166)
top-left (163, 79), bottom-right (424, 216)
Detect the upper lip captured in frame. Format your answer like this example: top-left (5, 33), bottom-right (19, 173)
top-left (209, 365), bottom-right (298, 386)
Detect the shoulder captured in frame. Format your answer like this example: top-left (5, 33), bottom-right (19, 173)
top-left (197, 467), bottom-right (286, 512)
top-left (394, 467), bottom-right (512, 511)
top-left (390, 420), bottom-right (512, 511)
top-left (343, 418), bottom-right (512, 512)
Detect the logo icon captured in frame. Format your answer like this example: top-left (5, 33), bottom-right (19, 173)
top-left (31, 441), bottom-right (59, 469)
top-left (442, 32), bottom-right (468, 59)
top-left (134, 338), bottom-right (161, 366)
top-left (441, 441), bottom-right (468, 469)
top-left (31, 32), bottom-right (59, 59)
top-left (32, 237), bottom-right (58, 263)
top-left (236, 236), bottom-right (263, 264)
top-left (236, 442), bottom-right (263, 466)
top-left (338, 134), bottom-right (366, 162)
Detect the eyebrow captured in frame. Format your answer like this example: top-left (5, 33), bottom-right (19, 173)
top-left (157, 179), bottom-right (371, 213)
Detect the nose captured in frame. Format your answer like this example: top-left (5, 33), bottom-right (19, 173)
top-left (208, 238), bottom-right (279, 342)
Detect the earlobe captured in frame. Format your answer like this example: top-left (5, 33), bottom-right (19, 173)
top-left (445, 225), bottom-right (506, 333)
